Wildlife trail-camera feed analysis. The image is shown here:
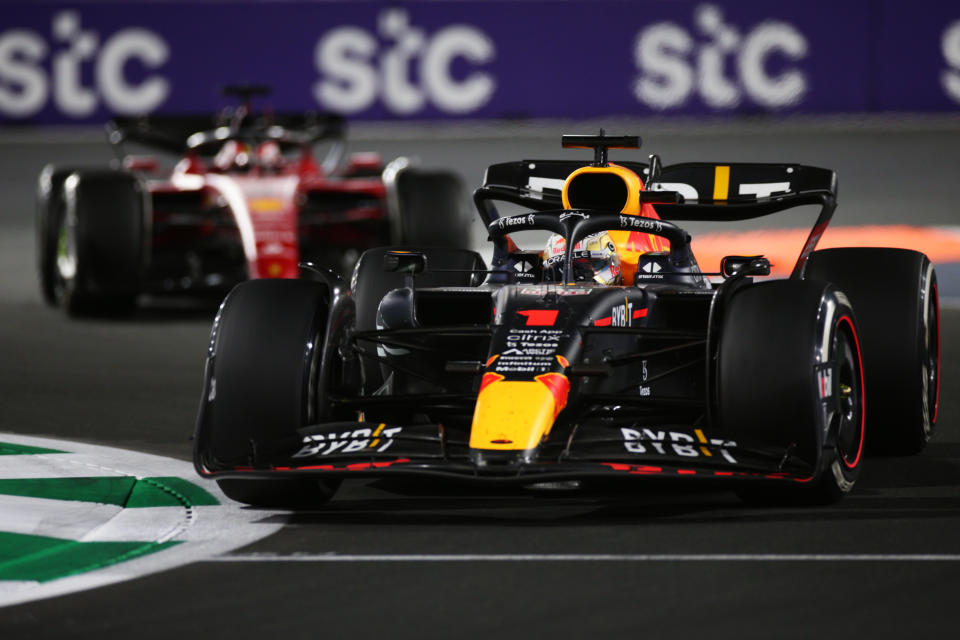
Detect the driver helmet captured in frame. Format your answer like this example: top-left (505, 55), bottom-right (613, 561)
top-left (213, 140), bottom-right (253, 172)
top-left (542, 232), bottom-right (622, 285)
top-left (257, 140), bottom-right (284, 169)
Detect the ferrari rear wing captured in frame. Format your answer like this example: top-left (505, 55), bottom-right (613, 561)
top-left (107, 115), bottom-right (217, 154)
top-left (106, 113), bottom-right (346, 155)
top-left (475, 158), bottom-right (838, 279)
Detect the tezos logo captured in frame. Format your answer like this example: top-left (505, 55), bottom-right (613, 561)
top-left (633, 4), bottom-right (808, 110)
top-left (314, 9), bottom-right (496, 115)
top-left (0, 11), bottom-right (170, 118)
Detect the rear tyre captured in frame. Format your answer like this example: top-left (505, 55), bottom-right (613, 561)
top-left (393, 168), bottom-right (472, 248)
top-left (351, 246), bottom-right (486, 393)
top-left (57, 170), bottom-right (145, 315)
top-left (206, 279), bottom-right (340, 507)
top-left (718, 280), bottom-right (865, 505)
top-left (805, 248), bottom-right (939, 454)
top-left (36, 166), bottom-right (82, 306)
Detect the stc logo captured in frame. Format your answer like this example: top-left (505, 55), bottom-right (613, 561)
top-left (314, 9), bottom-right (496, 115)
top-left (633, 4), bottom-right (808, 110)
top-left (943, 19), bottom-right (960, 103)
top-left (0, 11), bottom-right (169, 118)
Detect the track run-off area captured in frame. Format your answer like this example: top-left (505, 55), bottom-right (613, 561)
top-left (1, 119), bottom-right (958, 637)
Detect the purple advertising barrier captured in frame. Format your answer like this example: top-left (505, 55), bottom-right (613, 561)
top-left (0, 1), bottom-right (957, 124)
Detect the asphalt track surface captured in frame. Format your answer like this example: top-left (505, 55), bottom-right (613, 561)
top-left (1, 121), bottom-right (959, 638)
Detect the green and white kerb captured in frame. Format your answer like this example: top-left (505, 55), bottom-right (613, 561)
top-left (0, 434), bottom-right (284, 607)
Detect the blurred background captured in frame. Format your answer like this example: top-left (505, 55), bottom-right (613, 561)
top-left (2, 0), bottom-right (960, 291)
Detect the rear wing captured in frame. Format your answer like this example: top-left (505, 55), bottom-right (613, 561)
top-left (106, 113), bottom-right (346, 156)
top-left (478, 159), bottom-right (836, 221)
top-left (475, 159), bottom-right (838, 279)
top-left (107, 115), bottom-right (217, 154)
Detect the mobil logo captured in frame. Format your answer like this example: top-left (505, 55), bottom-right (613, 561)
top-left (633, 3), bottom-right (809, 111)
top-left (314, 8), bottom-right (496, 116)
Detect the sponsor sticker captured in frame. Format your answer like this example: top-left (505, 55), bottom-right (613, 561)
top-left (559, 210), bottom-right (590, 222)
top-left (519, 286), bottom-right (590, 296)
top-left (818, 368), bottom-right (833, 399)
top-left (293, 425), bottom-right (402, 458)
top-left (497, 213), bottom-right (536, 230)
top-left (621, 427), bottom-right (738, 463)
top-left (494, 328), bottom-right (565, 374)
top-left (618, 215), bottom-right (663, 232)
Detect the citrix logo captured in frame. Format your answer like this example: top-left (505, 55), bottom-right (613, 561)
top-left (0, 11), bottom-right (169, 118)
top-left (314, 8), bottom-right (496, 115)
top-left (633, 4), bottom-right (808, 110)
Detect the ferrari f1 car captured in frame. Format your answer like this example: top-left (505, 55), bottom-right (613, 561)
top-left (36, 86), bottom-right (468, 314)
top-left (193, 133), bottom-right (940, 506)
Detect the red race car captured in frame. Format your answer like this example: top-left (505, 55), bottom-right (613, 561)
top-left (36, 86), bottom-right (469, 314)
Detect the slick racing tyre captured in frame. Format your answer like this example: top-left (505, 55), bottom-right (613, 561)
top-left (56, 170), bottom-right (145, 315)
top-left (393, 168), bottom-right (472, 248)
top-left (205, 279), bottom-right (340, 507)
top-left (804, 248), bottom-right (939, 454)
top-left (36, 165), bottom-right (82, 306)
top-left (718, 280), bottom-right (866, 505)
top-left (351, 246), bottom-right (486, 394)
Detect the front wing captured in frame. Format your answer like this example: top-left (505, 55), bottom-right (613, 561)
top-left (195, 421), bottom-right (820, 486)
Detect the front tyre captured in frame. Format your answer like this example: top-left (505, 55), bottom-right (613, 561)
top-left (718, 280), bottom-right (865, 505)
top-left (807, 314), bottom-right (866, 503)
top-left (202, 279), bottom-right (340, 507)
top-left (805, 248), bottom-right (939, 454)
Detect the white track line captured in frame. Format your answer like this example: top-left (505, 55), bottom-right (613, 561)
top-left (210, 553), bottom-right (960, 563)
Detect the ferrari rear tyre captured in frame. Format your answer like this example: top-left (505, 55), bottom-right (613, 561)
top-left (206, 279), bottom-right (340, 507)
top-left (718, 280), bottom-right (865, 505)
top-left (36, 165), bottom-right (81, 306)
top-left (56, 170), bottom-right (145, 315)
top-left (805, 248), bottom-right (939, 454)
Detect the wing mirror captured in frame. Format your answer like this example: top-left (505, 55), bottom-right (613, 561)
top-left (383, 251), bottom-right (427, 274)
top-left (720, 255), bottom-right (771, 278)
top-left (639, 190), bottom-right (683, 204)
top-left (384, 251), bottom-right (427, 288)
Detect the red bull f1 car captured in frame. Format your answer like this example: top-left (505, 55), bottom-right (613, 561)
top-left (36, 86), bottom-right (468, 314)
top-left (193, 132), bottom-right (940, 506)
